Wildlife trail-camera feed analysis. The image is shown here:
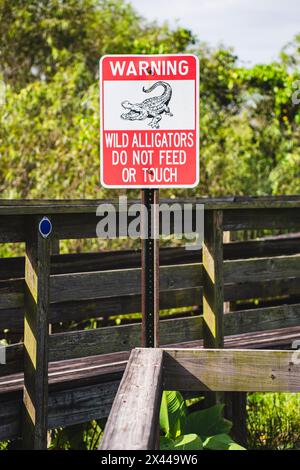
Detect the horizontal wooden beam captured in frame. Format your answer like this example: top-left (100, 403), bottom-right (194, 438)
top-left (1, 199), bottom-right (300, 242)
top-left (223, 208), bottom-right (300, 230)
top-left (0, 380), bottom-right (119, 441)
top-left (163, 348), bottom-right (300, 391)
top-left (1, 255), bottom-right (299, 314)
top-left (1, 234), bottom-right (300, 281)
top-left (224, 303), bottom-right (300, 336)
top-left (2, 302), bottom-right (300, 370)
top-left (49, 315), bottom-right (202, 362)
top-left (1, 196), bottom-right (300, 214)
top-left (3, 275), bottom-right (300, 332)
top-left (100, 348), bottom-right (164, 450)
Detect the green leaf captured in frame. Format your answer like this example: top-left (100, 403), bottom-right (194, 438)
top-left (174, 434), bottom-right (203, 450)
top-left (160, 436), bottom-right (175, 450)
top-left (203, 433), bottom-right (246, 450)
top-left (159, 391), bottom-right (186, 439)
top-left (184, 404), bottom-right (232, 440)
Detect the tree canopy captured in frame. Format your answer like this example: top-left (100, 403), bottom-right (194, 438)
top-left (0, 0), bottom-right (299, 199)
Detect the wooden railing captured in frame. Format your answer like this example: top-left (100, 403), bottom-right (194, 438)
top-left (100, 347), bottom-right (300, 450)
top-left (0, 196), bottom-right (300, 448)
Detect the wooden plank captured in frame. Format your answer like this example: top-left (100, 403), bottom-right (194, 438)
top-left (1, 254), bottom-right (300, 329)
top-left (3, 321), bottom-right (300, 443)
top-left (49, 315), bottom-right (202, 362)
top-left (0, 343), bottom-right (23, 376)
top-left (0, 380), bottom-right (119, 441)
top-left (100, 348), bottom-right (163, 450)
top-left (47, 255), bottom-right (300, 306)
top-left (4, 302), bottom-right (300, 374)
top-left (224, 325), bottom-right (300, 349)
top-left (223, 208), bottom-right (300, 230)
top-left (3, 275), bottom-right (300, 333)
top-left (50, 263), bottom-right (201, 303)
top-left (224, 254), bottom-right (300, 283)
top-left (163, 348), bottom-right (300, 391)
top-left (203, 210), bottom-right (224, 348)
top-left (1, 233), bottom-right (299, 280)
top-left (224, 303), bottom-right (300, 336)
top-left (0, 198), bottom-right (300, 242)
top-left (22, 217), bottom-right (51, 449)
top-left (1, 289), bottom-right (199, 330)
top-left (0, 215), bottom-right (26, 243)
top-left (0, 196), bottom-right (300, 215)
top-left (48, 381), bottom-right (119, 430)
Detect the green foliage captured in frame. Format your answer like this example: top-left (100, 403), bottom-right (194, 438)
top-left (0, 0), bottom-right (299, 203)
top-left (0, 0), bottom-right (194, 201)
top-left (184, 404), bottom-right (232, 439)
top-left (0, 0), bottom-right (195, 87)
top-left (203, 433), bottom-right (244, 450)
top-left (160, 434), bottom-right (203, 450)
top-left (247, 393), bottom-right (300, 450)
top-left (159, 391), bottom-right (245, 450)
top-left (49, 420), bottom-right (106, 450)
top-left (160, 391), bottom-right (186, 440)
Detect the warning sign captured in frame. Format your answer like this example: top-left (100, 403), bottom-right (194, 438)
top-left (100, 54), bottom-right (199, 188)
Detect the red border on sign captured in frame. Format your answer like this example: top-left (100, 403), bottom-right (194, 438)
top-left (100, 54), bottom-right (199, 188)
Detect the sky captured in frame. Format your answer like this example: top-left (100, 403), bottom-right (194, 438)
top-left (129, 0), bottom-right (300, 65)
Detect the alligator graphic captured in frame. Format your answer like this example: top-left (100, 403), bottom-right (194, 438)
top-left (120, 81), bottom-right (173, 129)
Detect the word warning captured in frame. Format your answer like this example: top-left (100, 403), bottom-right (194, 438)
top-left (100, 54), bottom-right (199, 188)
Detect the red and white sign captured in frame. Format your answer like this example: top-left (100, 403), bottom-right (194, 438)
top-left (100, 54), bottom-right (199, 188)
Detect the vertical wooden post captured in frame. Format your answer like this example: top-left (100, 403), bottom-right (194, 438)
top-left (223, 231), bottom-right (231, 314)
top-left (203, 214), bottom-right (247, 442)
top-left (203, 210), bottom-right (224, 348)
top-left (49, 239), bottom-right (59, 335)
top-left (50, 238), bottom-right (59, 255)
top-left (22, 216), bottom-right (52, 449)
top-left (222, 232), bottom-right (247, 445)
top-left (141, 189), bottom-right (160, 348)
top-left (202, 210), bottom-right (224, 407)
top-left (224, 392), bottom-right (247, 447)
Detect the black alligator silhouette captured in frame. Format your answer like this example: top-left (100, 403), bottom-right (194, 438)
top-left (120, 81), bottom-right (173, 129)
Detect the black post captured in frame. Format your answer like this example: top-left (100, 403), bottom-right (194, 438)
top-left (141, 189), bottom-right (159, 348)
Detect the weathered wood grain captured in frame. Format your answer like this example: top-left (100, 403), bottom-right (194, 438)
top-left (1, 234), bottom-right (299, 281)
top-left (223, 208), bottom-right (300, 230)
top-left (163, 348), bottom-right (300, 391)
top-left (3, 302), bottom-right (300, 369)
top-left (1, 253), bottom-right (300, 332)
top-left (48, 315), bottom-right (203, 361)
top-left (2, 322), bottom-right (300, 442)
top-left (0, 380), bottom-right (120, 441)
top-left (100, 348), bottom-right (163, 450)
top-left (224, 303), bottom-right (300, 336)
top-left (203, 210), bottom-right (224, 348)
top-left (48, 255), bottom-right (300, 304)
top-left (22, 217), bottom-right (51, 449)
top-left (1, 198), bottom-right (300, 242)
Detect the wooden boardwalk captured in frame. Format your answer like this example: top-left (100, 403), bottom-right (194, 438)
top-left (0, 196), bottom-right (300, 448)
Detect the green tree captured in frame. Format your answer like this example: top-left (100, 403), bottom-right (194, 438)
top-left (0, 0), bottom-right (194, 88)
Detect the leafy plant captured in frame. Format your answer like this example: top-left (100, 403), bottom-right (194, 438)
top-left (159, 391), bottom-right (245, 451)
top-left (247, 393), bottom-right (300, 450)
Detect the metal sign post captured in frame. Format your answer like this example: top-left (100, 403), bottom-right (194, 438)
top-left (141, 188), bottom-right (159, 347)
